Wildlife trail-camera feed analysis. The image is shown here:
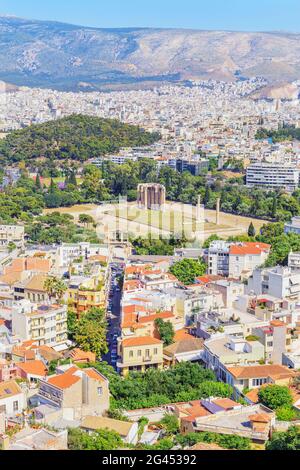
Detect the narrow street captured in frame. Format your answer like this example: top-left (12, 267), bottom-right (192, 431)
top-left (102, 263), bottom-right (123, 367)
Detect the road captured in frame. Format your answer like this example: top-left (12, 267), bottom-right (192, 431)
top-left (102, 262), bottom-right (123, 368)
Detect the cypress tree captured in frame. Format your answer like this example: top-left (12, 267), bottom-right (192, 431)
top-left (35, 173), bottom-right (42, 190)
top-left (248, 222), bottom-right (256, 238)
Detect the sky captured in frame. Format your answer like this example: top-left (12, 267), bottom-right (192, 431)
top-left (1, 0), bottom-right (300, 32)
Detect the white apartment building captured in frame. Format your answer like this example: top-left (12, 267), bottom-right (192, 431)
top-left (0, 225), bottom-right (24, 250)
top-left (288, 251), bottom-right (300, 271)
top-left (285, 216), bottom-right (300, 235)
top-left (55, 243), bottom-right (109, 269)
top-left (12, 300), bottom-right (68, 348)
top-left (248, 266), bottom-right (300, 300)
top-left (166, 286), bottom-right (224, 325)
top-left (207, 241), bottom-right (270, 279)
top-left (246, 163), bottom-right (300, 192)
top-left (203, 336), bottom-right (265, 382)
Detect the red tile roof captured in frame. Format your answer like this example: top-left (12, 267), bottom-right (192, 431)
top-left (122, 336), bottom-right (162, 348)
top-left (229, 242), bottom-right (270, 256)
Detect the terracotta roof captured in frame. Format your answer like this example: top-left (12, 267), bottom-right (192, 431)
top-left (68, 348), bottom-right (96, 363)
top-left (0, 380), bottom-right (22, 400)
top-left (229, 242), bottom-right (270, 256)
top-left (227, 364), bottom-right (294, 380)
top-left (270, 320), bottom-right (285, 327)
top-left (196, 275), bottom-right (224, 284)
top-left (47, 374), bottom-right (80, 390)
top-left (213, 398), bottom-right (240, 410)
top-left (37, 346), bottom-right (62, 363)
top-left (24, 274), bottom-right (48, 292)
top-left (123, 305), bottom-right (147, 314)
top-left (164, 338), bottom-right (204, 356)
top-left (139, 311), bottom-right (174, 323)
top-left (17, 360), bottom-right (47, 377)
top-left (122, 336), bottom-right (162, 348)
top-left (174, 329), bottom-right (195, 342)
top-left (0, 272), bottom-right (23, 285)
top-left (84, 368), bottom-right (106, 382)
top-left (249, 413), bottom-right (271, 423)
top-left (245, 388), bottom-right (260, 404)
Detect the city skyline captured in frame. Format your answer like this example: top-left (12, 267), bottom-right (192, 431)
top-left (1, 0), bottom-right (300, 32)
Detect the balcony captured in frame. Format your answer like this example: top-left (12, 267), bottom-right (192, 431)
top-left (143, 356), bottom-right (153, 362)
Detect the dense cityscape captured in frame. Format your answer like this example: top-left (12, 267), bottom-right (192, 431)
top-left (1, 4), bottom-right (300, 458)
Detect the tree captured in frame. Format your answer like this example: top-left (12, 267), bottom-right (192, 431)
top-left (170, 258), bottom-right (207, 285)
top-left (248, 222), bottom-right (256, 237)
top-left (276, 405), bottom-right (296, 422)
top-left (258, 385), bottom-right (293, 410)
top-left (67, 309), bottom-right (77, 340)
top-left (203, 186), bottom-right (212, 206)
top-left (85, 307), bottom-right (106, 323)
top-left (271, 195), bottom-right (277, 219)
top-left (79, 213), bottom-right (95, 227)
top-left (175, 431), bottom-right (251, 450)
top-left (35, 173), bottom-right (42, 190)
top-left (266, 426), bottom-right (300, 450)
top-left (68, 171), bottom-right (77, 187)
top-left (74, 316), bottom-right (108, 358)
top-left (7, 242), bottom-right (16, 253)
top-left (44, 276), bottom-right (67, 302)
top-left (160, 413), bottom-right (180, 436)
top-left (68, 428), bottom-right (123, 450)
top-left (155, 318), bottom-right (175, 346)
top-left (203, 234), bottom-right (221, 249)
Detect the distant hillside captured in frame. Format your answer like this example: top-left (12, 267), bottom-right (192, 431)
top-left (0, 114), bottom-right (160, 163)
top-left (1, 17), bottom-right (300, 90)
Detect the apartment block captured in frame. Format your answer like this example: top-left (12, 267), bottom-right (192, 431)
top-left (248, 266), bottom-right (300, 300)
top-left (0, 225), bottom-right (24, 250)
top-left (12, 301), bottom-right (68, 348)
top-left (207, 241), bottom-right (270, 279)
top-left (252, 320), bottom-right (291, 364)
top-left (203, 336), bottom-right (265, 382)
top-left (246, 163), bottom-right (300, 192)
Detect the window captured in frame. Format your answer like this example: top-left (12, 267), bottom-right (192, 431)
top-left (145, 349), bottom-right (150, 358)
top-left (253, 378), bottom-right (268, 387)
top-left (154, 348), bottom-right (158, 355)
top-left (13, 401), bottom-right (18, 412)
top-left (137, 350), bottom-right (142, 357)
top-left (129, 351), bottom-right (134, 358)
top-left (97, 387), bottom-right (103, 396)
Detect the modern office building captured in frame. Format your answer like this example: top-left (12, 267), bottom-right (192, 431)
top-left (246, 163), bottom-right (300, 192)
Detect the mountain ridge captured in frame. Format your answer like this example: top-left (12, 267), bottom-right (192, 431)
top-left (1, 16), bottom-right (300, 91)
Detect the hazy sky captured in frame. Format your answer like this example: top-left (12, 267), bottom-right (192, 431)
top-left (1, 0), bottom-right (300, 32)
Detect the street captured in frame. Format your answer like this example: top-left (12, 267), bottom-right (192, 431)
top-left (102, 262), bottom-right (123, 368)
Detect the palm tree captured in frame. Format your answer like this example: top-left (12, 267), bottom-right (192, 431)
top-left (44, 276), bottom-right (67, 303)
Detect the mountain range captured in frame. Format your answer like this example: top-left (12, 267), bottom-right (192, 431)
top-left (1, 16), bottom-right (300, 91)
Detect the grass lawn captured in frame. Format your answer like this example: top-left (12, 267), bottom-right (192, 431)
top-left (107, 206), bottom-right (227, 236)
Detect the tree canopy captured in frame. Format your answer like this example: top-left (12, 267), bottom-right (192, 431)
top-left (258, 385), bottom-right (293, 410)
top-left (266, 426), bottom-right (300, 451)
top-left (85, 361), bottom-right (232, 410)
top-left (0, 114), bottom-right (160, 163)
top-left (170, 258), bottom-right (207, 285)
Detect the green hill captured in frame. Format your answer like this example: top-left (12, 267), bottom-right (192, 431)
top-left (0, 114), bottom-right (160, 163)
